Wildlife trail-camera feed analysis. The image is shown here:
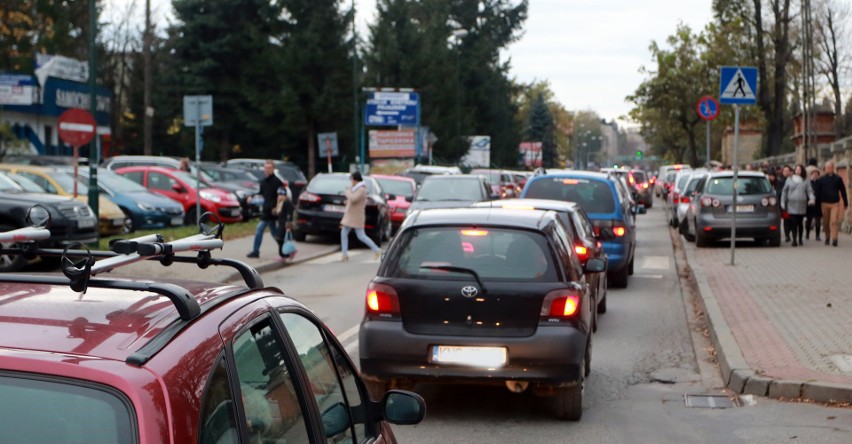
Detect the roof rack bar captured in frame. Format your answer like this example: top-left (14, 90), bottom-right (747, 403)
top-left (168, 256), bottom-right (264, 289)
top-left (0, 274), bottom-right (201, 321)
top-left (91, 233), bottom-right (222, 276)
top-left (0, 227), bottom-right (51, 243)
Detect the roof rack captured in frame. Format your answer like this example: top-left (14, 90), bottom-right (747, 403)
top-left (0, 211), bottom-right (264, 322)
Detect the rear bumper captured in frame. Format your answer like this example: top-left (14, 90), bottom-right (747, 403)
top-left (696, 211), bottom-right (780, 238)
top-left (359, 320), bottom-right (587, 386)
top-left (296, 209), bottom-right (381, 234)
top-left (602, 240), bottom-right (630, 271)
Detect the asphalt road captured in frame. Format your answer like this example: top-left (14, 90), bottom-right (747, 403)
top-left (262, 202), bottom-right (852, 443)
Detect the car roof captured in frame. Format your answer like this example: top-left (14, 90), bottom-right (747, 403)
top-left (707, 170), bottom-right (766, 178)
top-left (404, 207), bottom-right (554, 231)
top-left (474, 198), bottom-right (581, 213)
top-left (422, 174), bottom-right (483, 181)
top-left (370, 174), bottom-right (415, 183)
top-left (532, 170), bottom-right (612, 181)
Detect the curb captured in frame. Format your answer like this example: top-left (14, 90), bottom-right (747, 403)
top-left (221, 245), bottom-right (340, 284)
top-left (679, 235), bottom-right (852, 405)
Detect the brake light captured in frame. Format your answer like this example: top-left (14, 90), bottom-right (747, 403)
top-left (562, 179), bottom-right (580, 184)
top-left (672, 193), bottom-right (680, 204)
top-left (650, 177), bottom-right (656, 184)
top-left (701, 197), bottom-right (713, 207)
top-left (541, 289), bottom-right (581, 320)
top-left (365, 282), bottom-right (400, 318)
top-left (613, 226), bottom-right (626, 237)
top-left (299, 192), bottom-right (321, 203)
top-left (574, 245), bottom-right (588, 256)
top-left (680, 196), bottom-right (691, 204)
top-left (628, 175), bottom-right (635, 185)
top-left (642, 183), bottom-right (649, 189)
top-left (461, 229), bottom-right (489, 236)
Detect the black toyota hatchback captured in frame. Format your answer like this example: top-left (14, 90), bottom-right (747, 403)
top-left (359, 207), bottom-right (605, 421)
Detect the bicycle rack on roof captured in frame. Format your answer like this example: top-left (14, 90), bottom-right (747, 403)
top-left (0, 209), bottom-right (264, 321)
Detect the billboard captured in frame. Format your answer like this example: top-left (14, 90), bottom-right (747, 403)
top-left (520, 141), bottom-right (542, 167)
top-left (369, 130), bottom-right (416, 158)
top-left (365, 92), bottom-right (419, 126)
top-left (461, 136), bottom-right (491, 168)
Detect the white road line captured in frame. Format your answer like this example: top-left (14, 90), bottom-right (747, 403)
top-left (639, 256), bottom-right (670, 270)
top-left (633, 274), bottom-right (664, 279)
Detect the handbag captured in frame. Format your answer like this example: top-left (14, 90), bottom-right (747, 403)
top-left (280, 230), bottom-right (298, 257)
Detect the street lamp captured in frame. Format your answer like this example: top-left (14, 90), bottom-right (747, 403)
top-left (448, 25), bottom-right (468, 161)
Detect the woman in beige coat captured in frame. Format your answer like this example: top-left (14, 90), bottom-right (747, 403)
top-left (341, 172), bottom-right (381, 261)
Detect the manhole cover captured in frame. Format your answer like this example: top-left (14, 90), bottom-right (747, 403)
top-left (684, 394), bottom-right (736, 408)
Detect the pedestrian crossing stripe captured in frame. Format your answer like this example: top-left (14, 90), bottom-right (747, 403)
top-left (719, 66), bottom-right (758, 105)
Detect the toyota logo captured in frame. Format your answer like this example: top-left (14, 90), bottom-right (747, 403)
top-left (461, 286), bottom-right (478, 298)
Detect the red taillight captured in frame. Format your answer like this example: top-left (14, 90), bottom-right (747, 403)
top-left (769, 225), bottom-right (778, 231)
top-left (681, 196), bottom-right (691, 204)
top-left (299, 192), bottom-right (321, 203)
top-left (703, 226), bottom-right (713, 232)
top-left (593, 226), bottom-right (601, 237)
top-left (672, 193), bottom-right (680, 204)
top-left (613, 226), bottom-right (626, 237)
top-left (642, 183), bottom-right (649, 189)
top-left (461, 229), bottom-right (489, 236)
top-left (541, 289), bottom-right (581, 319)
top-left (650, 177), bottom-right (656, 184)
top-left (366, 282), bottom-right (400, 318)
top-left (574, 245), bottom-right (588, 256)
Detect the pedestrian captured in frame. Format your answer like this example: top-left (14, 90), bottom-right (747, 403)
top-left (780, 164), bottom-right (815, 247)
top-left (179, 157), bottom-right (191, 172)
top-left (813, 160), bottom-right (849, 247)
top-left (247, 160), bottom-right (283, 258)
top-left (805, 168), bottom-right (822, 241)
top-left (776, 165), bottom-right (793, 242)
top-left (273, 184), bottom-right (296, 260)
top-left (340, 171), bottom-right (381, 262)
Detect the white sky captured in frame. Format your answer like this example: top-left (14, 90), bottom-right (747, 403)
top-left (105, 0), bottom-right (715, 125)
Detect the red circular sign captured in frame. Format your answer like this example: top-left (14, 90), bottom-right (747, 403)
top-left (696, 96), bottom-right (720, 121)
top-left (58, 108), bottom-right (97, 147)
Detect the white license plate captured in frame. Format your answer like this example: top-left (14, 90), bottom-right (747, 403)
top-left (431, 345), bottom-right (507, 367)
top-left (171, 217), bottom-right (184, 226)
top-left (112, 218), bottom-right (125, 226)
top-left (324, 204), bottom-right (345, 213)
top-left (728, 205), bottom-right (755, 213)
top-left (78, 219), bottom-right (96, 229)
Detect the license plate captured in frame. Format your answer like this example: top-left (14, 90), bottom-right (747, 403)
top-left (112, 218), bottom-right (125, 226)
top-left (430, 345), bottom-right (507, 367)
top-left (727, 205), bottom-right (755, 213)
top-left (171, 217), bottom-right (184, 226)
top-left (77, 219), bottom-right (95, 229)
top-left (324, 204), bottom-right (345, 213)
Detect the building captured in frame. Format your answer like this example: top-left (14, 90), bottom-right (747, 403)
top-left (792, 107), bottom-right (836, 164)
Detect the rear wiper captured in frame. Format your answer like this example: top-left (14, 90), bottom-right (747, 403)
top-left (419, 265), bottom-right (487, 294)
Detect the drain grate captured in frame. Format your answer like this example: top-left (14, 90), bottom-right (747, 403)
top-left (684, 394), bottom-right (736, 408)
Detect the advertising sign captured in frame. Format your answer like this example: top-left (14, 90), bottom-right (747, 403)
top-left (0, 75), bottom-right (36, 105)
top-left (519, 141), bottom-right (542, 167)
top-left (462, 136), bottom-right (491, 168)
top-left (34, 54), bottom-right (89, 86)
top-left (369, 130), bottom-right (417, 158)
top-left (365, 92), bottom-right (419, 126)
top-left (317, 132), bottom-right (339, 157)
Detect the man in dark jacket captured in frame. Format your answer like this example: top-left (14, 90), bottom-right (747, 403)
top-left (247, 160), bottom-right (283, 258)
top-left (814, 160), bottom-right (849, 246)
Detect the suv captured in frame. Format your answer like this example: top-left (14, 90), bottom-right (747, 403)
top-left (0, 214), bottom-right (424, 442)
top-left (522, 171), bottom-right (643, 288)
top-left (359, 207), bottom-right (605, 421)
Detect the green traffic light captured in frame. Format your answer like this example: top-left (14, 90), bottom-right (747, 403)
top-left (636, 150), bottom-right (643, 158)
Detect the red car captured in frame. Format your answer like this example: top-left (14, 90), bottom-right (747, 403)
top-left (116, 166), bottom-right (243, 224)
top-left (371, 174), bottom-right (416, 231)
top-left (0, 222), bottom-right (425, 443)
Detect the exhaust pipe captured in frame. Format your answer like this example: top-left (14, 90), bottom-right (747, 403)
top-left (505, 380), bottom-right (529, 393)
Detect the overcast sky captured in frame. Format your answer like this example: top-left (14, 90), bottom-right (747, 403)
top-left (106, 0), bottom-right (715, 125)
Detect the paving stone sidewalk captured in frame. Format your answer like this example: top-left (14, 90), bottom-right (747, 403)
top-left (682, 229), bottom-right (852, 404)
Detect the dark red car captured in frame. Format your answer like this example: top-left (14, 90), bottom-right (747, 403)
top-left (0, 222), bottom-right (425, 443)
top-left (371, 174), bottom-right (416, 232)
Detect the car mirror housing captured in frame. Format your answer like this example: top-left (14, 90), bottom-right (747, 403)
top-left (381, 390), bottom-right (426, 425)
top-left (386, 193), bottom-right (397, 201)
top-left (172, 183), bottom-right (185, 193)
top-left (584, 257), bottom-right (606, 274)
top-left (404, 196), bottom-right (413, 203)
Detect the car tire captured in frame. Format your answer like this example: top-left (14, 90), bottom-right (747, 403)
top-left (627, 256), bottom-right (634, 276)
top-left (184, 207), bottom-right (197, 226)
top-left (768, 231), bottom-right (781, 247)
top-left (608, 265), bottom-right (629, 289)
top-left (382, 216), bottom-right (393, 242)
top-left (553, 375), bottom-right (583, 421)
top-left (597, 290), bottom-right (607, 314)
top-left (120, 208), bottom-right (135, 234)
top-left (695, 225), bottom-right (709, 247)
top-left (363, 377), bottom-right (390, 401)
top-left (292, 229), bottom-right (307, 242)
top-left (0, 223), bottom-right (28, 273)
top-left (585, 335), bottom-right (592, 377)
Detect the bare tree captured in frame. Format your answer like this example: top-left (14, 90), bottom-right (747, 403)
top-left (101, 0), bottom-right (141, 156)
top-left (814, 0), bottom-right (851, 137)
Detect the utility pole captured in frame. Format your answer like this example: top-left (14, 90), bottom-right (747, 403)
top-left (143, 0), bottom-right (153, 155)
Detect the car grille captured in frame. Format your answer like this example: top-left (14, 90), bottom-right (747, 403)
top-left (163, 207), bottom-right (183, 215)
top-left (57, 204), bottom-right (93, 220)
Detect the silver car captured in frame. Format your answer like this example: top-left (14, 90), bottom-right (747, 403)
top-left (686, 171), bottom-right (781, 247)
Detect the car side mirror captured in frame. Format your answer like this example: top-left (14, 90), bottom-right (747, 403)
top-left (405, 196), bottom-right (413, 203)
top-left (584, 257), bottom-right (606, 273)
top-left (321, 402), bottom-right (351, 437)
top-left (172, 183), bottom-right (185, 193)
top-left (386, 193), bottom-right (396, 201)
top-left (381, 390), bottom-right (426, 425)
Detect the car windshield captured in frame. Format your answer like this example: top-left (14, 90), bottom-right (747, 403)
top-left (524, 177), bottom-right (616, 214)
top-left (415, 179), bottom-right (483, 201)
top-left (632, 171), bottom-right (646, 182)
top-left (54, 172), bottom-right (89, 194)
top-left (375, 178), bottom-right (413, 197)
top-left (96, 170), bottom-right (149, 193)
top-left (705, 176), bottom-right (773, 195)
top-left (308, 176), bottom-right (374, 195)
top-left (388, 227), bottom-right (556, 281)
top-left (8, 173), bottom-right (45, 193)
top-left (472, 170), bottom-right (501, 182)
top-left (172, 170), bottom-right (211, 189)
top-left (277, 165), bottom-right (307, 183)
top-left (0, 173), bottom-right (22, 192)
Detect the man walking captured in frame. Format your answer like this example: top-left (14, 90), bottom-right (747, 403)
top-left (814, 160), bottom-right (848, 247)
top-left (247, 160), bottom-right (283, 258)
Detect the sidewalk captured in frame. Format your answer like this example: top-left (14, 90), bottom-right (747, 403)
top-left (680, 230), bottom-right (852, 404)
top-left (107, 231), bottom-right (340, 284)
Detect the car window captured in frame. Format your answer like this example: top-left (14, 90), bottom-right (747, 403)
top-left (524, 178), bottom-right (616, 214)
top-left (684, 176), bottom-right (705, 195)
top-left (97, 170), bottom-right (149, 193)
top-left (0, 374), bottom-right (135, 443)
top-left (278, 166), bottom-right (307, 183)
top-left (676, 174), bottom-right (691, 191)
top-left (172, 170), bottom-right (211, 189)
top-left (308, 176), bottom-right (374, 195)
top-left (279, 312), bottom-right (366, 443)
top-left (632, 171), bottom-right (646, 182)
top-left (552, 220), bottom-right (581, 281)
top-left (199, 358), bottom-right (239, 444)
top-left (232, 320), bottom-right (310, 444)
top-left (389, 227), bottom-right (557, 281)
top-left (572, 209), bottom-right (596, 240)
top-left (121, 171), bottom-right (145, 185)
top-left (374, 178), bottom-right (414, 197)
top-left (18, 172), bottom-right (58, 194)
top-left (149, 172), bottom-right (179, 192)
top-left (705, 176), bottom-right (773, 195)
top-left (415, 179), bottom-right (485, 201)
top-left (0, 173), bottom-right (21, 191)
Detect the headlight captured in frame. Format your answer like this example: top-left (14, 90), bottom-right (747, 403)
top-left (200, 191), bottom-right (222, 202)
top-left (235, 189), bottom-right (248, 199)
top-left (136, 202), bottom-right (155, 211)
top-left (228, 193), bottom-right (238, 202)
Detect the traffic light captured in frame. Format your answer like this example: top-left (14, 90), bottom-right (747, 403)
top-left (635, 150), bottom-right (644, 159)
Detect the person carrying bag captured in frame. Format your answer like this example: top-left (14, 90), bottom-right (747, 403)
top-left (273, 186), bottom-right (297, 260)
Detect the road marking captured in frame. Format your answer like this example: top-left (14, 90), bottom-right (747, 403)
top-left (640, 256), bottom-right (670, 270)
top-left (633, 274), bottom-right (664, 279)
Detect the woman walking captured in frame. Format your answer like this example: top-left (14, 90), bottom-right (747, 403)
top-left (780, 164), bottom-right (815, 247)
top-left (340, 172), bottom-right (382, 261)
top-left (805, 168), bottom-right (822, 241)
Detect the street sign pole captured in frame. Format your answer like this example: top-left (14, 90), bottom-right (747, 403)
top-left (706, 121), bottom-right (711, 168)
top-left (731, 105), bottom-right (740, 265)
top-left (195, 101), bottom-right (203, 226)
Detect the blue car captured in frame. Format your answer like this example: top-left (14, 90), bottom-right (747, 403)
top-left (73, 168), bottom-right (185, 232)
top-left (521, 170), bottom-right (642, 288)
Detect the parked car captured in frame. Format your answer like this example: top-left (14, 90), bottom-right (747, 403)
top-left (359, 207), bottom-right (605, 421)
top-left (522, 171), bottom-right (643, 288)
top-left (656, 164), bottom-right (691, 198)
top-left (0, 172), bottom-right (98, 272)
top-left (371, 174), bottom-right (416, 232)
top-left (686, 171), bottom-right (781, 247)
top-left (293, 173), bottom-right (392, 245)
top-left (471, 169), bottom-right (521, 199)
top-left (674, 171), bottom-right (708, 237)
top-left (224, 158), bottom-right (308, 201)
top-left (115, 166), bottom-right (243, 224)
top-left (0, 222), bottom-right (424, 442)
top-left (398, 164), bottom-right (462, 187)
top-left (0, 164), bottom-right (128, 236)
top-left (474, 198), bottom-right (609, 324)
top-left (408, 175), bottom-right (495, 212)
top-left (666, 169), bottom-right (698, 227)
top-left (70, 168), bottom-right (186, 232)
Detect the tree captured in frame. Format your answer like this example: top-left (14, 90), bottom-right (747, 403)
top-left (516, 80), bottom-right (570, 165)
top-left (527, 93), bottom-right (555, 167)
top-left (814, 0), bottom-right (851, 137)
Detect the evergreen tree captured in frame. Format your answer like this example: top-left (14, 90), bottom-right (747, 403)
top-left (527, 93), bottom-right (555, 168)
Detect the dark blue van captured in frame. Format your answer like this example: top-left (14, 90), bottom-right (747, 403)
top-left (521, 171), bottom-right (640, 288)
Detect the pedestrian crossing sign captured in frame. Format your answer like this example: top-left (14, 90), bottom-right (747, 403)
top-left (719, 66), bottom-right (758, 105)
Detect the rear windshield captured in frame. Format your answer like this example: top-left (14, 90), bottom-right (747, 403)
top-left (524, 177), bottom-right (616, 214)
top-left (705, 176), bottom-right (772, 195)
top-left (277, 165), bottom-right (307, 183)
top-left (632, 171), bottom-right (646, 182)
top-left (374, 178), bottom-right (414, 197)
top-left (415, 178), bottom-right (482, 202)
top-left (0, 375), bottom-right (135, 443)
top-left (388, 227), bottom-right (556, 281)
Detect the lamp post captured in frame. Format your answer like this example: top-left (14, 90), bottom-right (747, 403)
top-left (448, 25), bottom-right (468, 159)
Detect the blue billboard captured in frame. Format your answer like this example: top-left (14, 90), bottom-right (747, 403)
top-left (364, 92), bottom-right (419, 126)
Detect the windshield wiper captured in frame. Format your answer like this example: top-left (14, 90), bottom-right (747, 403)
top-left (419, 265), bottom-right (487, 294)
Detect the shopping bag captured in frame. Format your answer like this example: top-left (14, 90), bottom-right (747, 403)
top-left (280, 230), bottom-right (298, 258)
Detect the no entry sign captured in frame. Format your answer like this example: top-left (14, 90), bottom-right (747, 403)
top-left (58, 108), bottom-right (96, 147)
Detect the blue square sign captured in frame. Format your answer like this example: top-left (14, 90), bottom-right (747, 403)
top-left (719, 67), bottom-right (758, 105)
